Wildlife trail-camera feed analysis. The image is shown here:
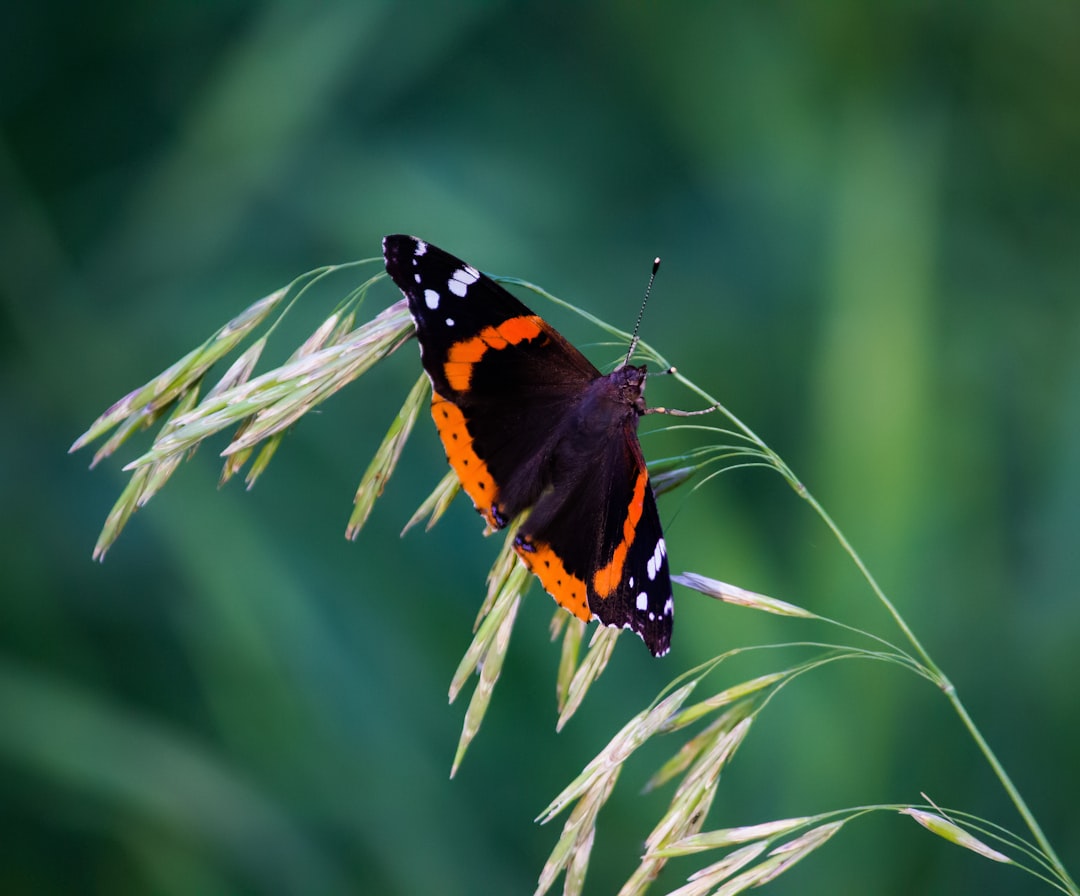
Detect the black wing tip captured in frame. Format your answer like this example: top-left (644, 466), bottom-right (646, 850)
top-left (383, 235), bottom-right (435, 290)
top-left (382, 233), bottom-right (416, 265)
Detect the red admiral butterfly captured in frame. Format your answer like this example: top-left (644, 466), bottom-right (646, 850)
top-left (384, 235), bottom-right (676, 656)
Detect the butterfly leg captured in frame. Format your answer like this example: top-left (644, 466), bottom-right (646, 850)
top-left (643, 404), bottom-right (718, 417)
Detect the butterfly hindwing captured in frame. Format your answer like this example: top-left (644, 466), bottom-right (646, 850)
top-left (514, 411), bottom-right (673, 655)
top-left (383, 234), bottom-right (674, 656)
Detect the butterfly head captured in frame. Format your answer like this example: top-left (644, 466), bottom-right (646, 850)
top-left (608, 363), bottom-right (649, 415)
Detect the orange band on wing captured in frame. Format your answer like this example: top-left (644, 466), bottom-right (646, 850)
top-left (444, 315), bottom-right (545, 392)
top-left (514, 539), bottom-right (592, 622)
top-left (591, 467), bottom-right (648, 599)
top-left (431, 394), bottom-right (501, 528)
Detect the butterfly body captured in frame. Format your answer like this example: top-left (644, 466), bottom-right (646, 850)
top-left (383, 235), bottom-right (673, 656)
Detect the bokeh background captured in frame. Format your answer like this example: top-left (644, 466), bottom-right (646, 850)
top-left (3, 3), bottom-right (1079, 894)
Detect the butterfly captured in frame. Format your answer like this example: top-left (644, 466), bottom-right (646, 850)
top-left (384, 235), bottom-right (681, 655)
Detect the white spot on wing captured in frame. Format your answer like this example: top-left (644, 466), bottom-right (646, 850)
top-left (424, 289), bottom-right (440, 310)
top-left (636, 592), bottom-right (648, 611)
top-left (414, 240), bottom-right (428, 256)
top-left (647, 538), bottom-right (667, 580)
top-left (448, 266), bottom-right (480, 298)
top-left (445, 317), bottom-right (455, 327)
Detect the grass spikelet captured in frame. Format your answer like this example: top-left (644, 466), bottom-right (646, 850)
top-left (661, 816), bottom-right (818, 855)
top-left (447, 526), bottom-right (532, 774)
top-left (449, 562), bottom-right (529, 777)
top-left (91, 388), bottom-right (203, 560)
top-left (554, 614), bottom-right (586, 714)
top-left (539, 684), bottom-right (696, 825)
top-left (233, 311), bottom-right (358, 485)
top-left (649, 464), bottom-right (696, 498)
top-left (535, 776), bottom-right (614, 896)
top-left (535, 684), bottom-right (695, 896)
top-left (346, 372), bottom-right (429, 539)
top-left (674, 572), bottom-right (816, 618)
top-left (449, 528), bottom-right (526, 703)
top-left (205, 338), bottom-right (269, 400)
top-left (621, 717), bottom-right (754, 895)
top-left (400, 470), bottom-right (460, 535)
top-left (468, 521), bottom-right (525, 626)
top-left (327, 310), bottom-right (358, 344)
top-left (294, 313), bottom-right (344, 357)
top-left (219, 311), bottom-right (348, 489)
top-left (207, 339), bottom-right (269, 485)
top-left (75, 262), bottom-right (416, 551)
top-left (125, 299), bottom-right (413, 468)
top-left (71, 287), bottom-right (288, 456)
top-left (85, 402), bottom-right (171, 471)
top-left (644, 702), bottom-right (755, 793)
top-left (556, 627), bottom-right (620, 731)
top-left (667, 673), bottom-right (786, 732)
top-left (661, 843), bottom-right (769, 896)
top-left (747, 820), bottom-right (845, 887)
top-left (658, 821), bottom-right (843, 896)
top-left (243, 433), bottom-right (284, 489)
top-left (901, 809), bottom-right (1013, 864)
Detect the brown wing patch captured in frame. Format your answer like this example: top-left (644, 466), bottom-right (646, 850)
top-left (444, 315), bottom-right (545, 391)
top-left (514, 538), bottom-right (592, 622)
top-left (591, 466), bottom-right (648, 599)
top-left (430, 393), bottom-right (502, 529)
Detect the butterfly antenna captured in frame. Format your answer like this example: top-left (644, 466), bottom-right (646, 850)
top-left (623, 256), bottom-right (661, 367)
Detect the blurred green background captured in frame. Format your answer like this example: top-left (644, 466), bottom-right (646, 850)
top-left (3, 3), bottom-right (1079, 894)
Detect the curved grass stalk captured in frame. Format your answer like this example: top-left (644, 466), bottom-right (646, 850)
top-left (511, 275), bottom-right (1077, 894)
top-left (662, 363), bottom-right (1077, 895)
